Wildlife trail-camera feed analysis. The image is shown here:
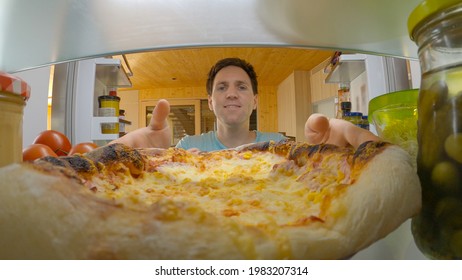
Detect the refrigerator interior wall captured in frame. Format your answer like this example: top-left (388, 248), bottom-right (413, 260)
top-left (15, 66), bottom-right (52, 147)
top-left (312, 98), bottom-right (336, 118)
top-left (51, 62), bottom-right (77, 142)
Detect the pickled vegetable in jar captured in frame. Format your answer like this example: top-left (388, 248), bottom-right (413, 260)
top-left (408, 0), bottom-right (462, 259)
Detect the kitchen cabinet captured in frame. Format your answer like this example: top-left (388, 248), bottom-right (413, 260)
top-left (310, 63), bottom-right (339, 103)
top-left (277, 71), bottom-right (311, 141)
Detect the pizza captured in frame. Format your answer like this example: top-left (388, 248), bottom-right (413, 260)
top-left (0, 140), bottom-right (421, 259)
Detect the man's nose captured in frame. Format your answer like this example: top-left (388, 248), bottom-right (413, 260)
top-left (226, 87), bottom-right (238, 98)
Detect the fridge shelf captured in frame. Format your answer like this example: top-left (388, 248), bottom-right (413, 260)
top-left (119, 118), bottom-right (132, 125)
top-left (91, 117), bottom-right (119, 140)
top-left (94, 58), bottom-right (132, 88)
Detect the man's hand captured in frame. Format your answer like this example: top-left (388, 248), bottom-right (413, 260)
top-left (110, 99), bottom-right (172, 149)
top-left (305, 113), bottom-right (380, 149)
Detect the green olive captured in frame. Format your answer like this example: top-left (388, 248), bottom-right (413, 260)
top-left (431, 161), bottom-right (460, 194)
top-left (435, 198), bottom-right (462, 231)
top-left (434, 197), bottom-right (462, 219)
top-left (444, 133), bottom-right (462, 163)
top-left (450, 230), bottom-right (462, 258)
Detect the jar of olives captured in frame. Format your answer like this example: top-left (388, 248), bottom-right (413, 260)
top-left (408, 0), bottom-right (462, 259)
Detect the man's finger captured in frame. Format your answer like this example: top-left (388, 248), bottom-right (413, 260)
top-left (149, 99), bottom-right (170, 130)
top-left (305, 113), bottom-right (330, 143)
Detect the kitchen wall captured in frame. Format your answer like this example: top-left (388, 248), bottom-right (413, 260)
top-left (118, 90), bottom-right (139, 133)
top-left (350, 71), bottom-right (369, 115)
top-left (277, 71), bottom-right (312, 140)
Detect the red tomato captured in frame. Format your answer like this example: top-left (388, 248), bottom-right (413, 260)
top-left (33, 130), bottom-right (72, 156)
top-left (22, 144), bottom-right (58, 162)
top-left (68, 142), bottom-right (99, 155)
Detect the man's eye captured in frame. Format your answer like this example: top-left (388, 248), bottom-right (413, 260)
top-left (216, 86), bottom-right (225, 91)
top-left (238, 85), bottom-right (249, 91)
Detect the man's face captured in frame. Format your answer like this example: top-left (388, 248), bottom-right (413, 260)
top-left (208, 66), bottom-right (257, 127)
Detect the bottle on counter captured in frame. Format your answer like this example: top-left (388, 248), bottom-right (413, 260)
top-left (336, 86), bottom-right (351, 119)
top-left (340, 101), bottom-right (352, 118)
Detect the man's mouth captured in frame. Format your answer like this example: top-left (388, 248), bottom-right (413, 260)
top-left (224, 105), bottom-right (241, 108)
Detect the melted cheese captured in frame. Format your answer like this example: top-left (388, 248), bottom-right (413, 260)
top-left (90, 149), bottom-right (351, 228)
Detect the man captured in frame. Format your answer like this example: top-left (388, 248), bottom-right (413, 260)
top-left (112, 58), bottom-right (379, 150)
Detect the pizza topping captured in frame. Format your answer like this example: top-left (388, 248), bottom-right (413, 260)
top-left (31, 141), bottom-right (389, 233)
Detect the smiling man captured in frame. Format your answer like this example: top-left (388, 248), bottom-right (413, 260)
top-left (175, 57), bottom-right (286, 151)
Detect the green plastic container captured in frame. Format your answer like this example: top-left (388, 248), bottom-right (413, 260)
top-left (368, 89), bottom-right (419, 166)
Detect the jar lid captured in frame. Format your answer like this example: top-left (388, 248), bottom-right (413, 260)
top-left (349, 112), bottom-right (363, 117)
top-left (0, 71), bottom-right (31, 101)
top-left (408, 0), bottom-right (461, 40)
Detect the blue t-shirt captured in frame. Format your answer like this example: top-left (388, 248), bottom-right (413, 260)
top-left (175, 131), bottom-right (286, 152)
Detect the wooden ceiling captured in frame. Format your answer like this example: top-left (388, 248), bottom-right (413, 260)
top-left (116, 47), bottom-right (335, 91)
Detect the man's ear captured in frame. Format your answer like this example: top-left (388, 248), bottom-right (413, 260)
top-left (253, 94), bottom-right (258, 110)
top-left (208, 95), bottom-right (213, 111)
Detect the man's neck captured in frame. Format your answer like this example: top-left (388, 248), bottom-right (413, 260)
top-left (215, 123), bottom-right (256, 149)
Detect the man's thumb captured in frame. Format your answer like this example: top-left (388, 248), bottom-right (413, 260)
top-left (149, 99), bottom-right (170, 130)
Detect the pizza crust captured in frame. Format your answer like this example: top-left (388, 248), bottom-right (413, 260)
top-left (0, 143), bottom-right (421, 259)
top-left (282, 145), bottom-right (421, 259)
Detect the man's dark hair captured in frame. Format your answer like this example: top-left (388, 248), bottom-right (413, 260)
top-left (206, 57), bottom-right (258, 96)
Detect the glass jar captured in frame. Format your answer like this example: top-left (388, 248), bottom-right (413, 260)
top-left (98, 95), bottom-right (120, 134)
top-left (340, 101), bottom-right (352, 118)
top-left (408, 0), bottom-right (462, 259)
top-left (344, 112), bottom-right (363, 127)
top-left (0, 72), bottom-right (30, 168)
